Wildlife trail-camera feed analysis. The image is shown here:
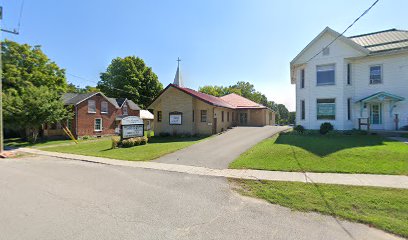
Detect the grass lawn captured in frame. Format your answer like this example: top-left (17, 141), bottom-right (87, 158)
top-left (4, 137), bottom-right (76, 148)
top-left (230, 133), bottom-right (408, 175)
top-left (43, 136), bottom-right (206, 161)
top-left (230, 179), bottom-right (408, 238)
top-left (5, 131), bottom-right (155, 149)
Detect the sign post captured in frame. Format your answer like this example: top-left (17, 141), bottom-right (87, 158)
top-left (121, 116), bottom-right (144, 139)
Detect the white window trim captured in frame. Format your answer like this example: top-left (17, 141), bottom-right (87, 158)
top-left (369, 64), bottom-right (383, 85)
top-left (101, 101), bottom-right (108, 114)
top-left (316, 98), bottom-right (336, 120)
top-left (316, 64), bottom-right (336, 86)
top-left (88, 100), bottom-right (96, 113)
top-left (94, 118), bottom-right (103, 132)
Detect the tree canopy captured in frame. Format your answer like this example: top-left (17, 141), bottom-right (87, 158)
top-left (67, 83), bottom-right (100, 93)
top-left (4, 86), bottom-right (72, 142)
top-left (2, 40), bottom-right (71, 141)
top-left (97, 56), bottom-right (163, 108)
top-left (2, 40), bottom-right (67, 95)
top-left (199, 81), bottom-right (290, 124)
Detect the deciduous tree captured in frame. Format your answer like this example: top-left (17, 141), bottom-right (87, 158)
top-left (98, 56), bottom-right (163, 108)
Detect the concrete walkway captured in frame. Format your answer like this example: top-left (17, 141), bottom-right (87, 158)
top-left (155, 126), bottom-right (290, 169)
top-left (18, 148), bottom-right (408, 189)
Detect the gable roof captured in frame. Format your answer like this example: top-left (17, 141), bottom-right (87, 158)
top-left (349, 28), bottom-right (408, 53)
top-left (356, 91), bottom-right (405, 103)
top-left (148, 84), bottom-right (271, 110)
top-left (62, 92), bottom-right (141, 110)
top-left (290, 27), bottom-right (369, 66)
top-left (126, 99), bottom-right (141, 110)
top-left (62, 92), bottom-right (119, 108)
top-left (220, 93), bottom-right (266, 109)
top-left (173, 84), bottom-right (235, 109)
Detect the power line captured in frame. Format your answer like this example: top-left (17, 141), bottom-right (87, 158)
top-left (66, 72), bottom-right (135, 95)
top-left (306, 0), bottom-right (380, 63)
top-left (16, 0), bottom-right (25, 33)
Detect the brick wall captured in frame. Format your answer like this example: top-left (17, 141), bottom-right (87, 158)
top-left (74, 94), bottom-right (139, 137)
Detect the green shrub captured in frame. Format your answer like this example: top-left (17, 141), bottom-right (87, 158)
top-left (111, 136), bottom-right (121, 149)
top-left (82, 135), bottom-right (91, 140)
top-left (294, 125), bottom-right (305, 134)
top-left (140, 136), bottom-right (148, 145)
top-left (121, 139), bottom-right (134, 148)
top-left (319, 122), bottom-right (334, 135)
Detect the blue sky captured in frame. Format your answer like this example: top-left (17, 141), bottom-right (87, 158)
top-left (2, 0), bottom-right (407, 111)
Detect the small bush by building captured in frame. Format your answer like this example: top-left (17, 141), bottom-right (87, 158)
top-left (319, 122), bottom-right (334, 135)
top-left (294, 125), bottom-right (305, 134)
top-left (111, 136), bottom-right (148, 149)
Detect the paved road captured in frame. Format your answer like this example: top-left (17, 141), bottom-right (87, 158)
top-left (0, 156), bottom-right (400, 240)
top-left (155, 126), bottom-right (289, 169)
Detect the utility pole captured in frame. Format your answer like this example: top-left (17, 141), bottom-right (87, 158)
top-left (0, 6), bottom-right (19, 155)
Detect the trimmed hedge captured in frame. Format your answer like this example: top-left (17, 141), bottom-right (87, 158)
top-left (111, 136), bottom-right (148, 149)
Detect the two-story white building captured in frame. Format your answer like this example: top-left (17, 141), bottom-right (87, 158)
top-left (291, 27), bottom-right (408, 130)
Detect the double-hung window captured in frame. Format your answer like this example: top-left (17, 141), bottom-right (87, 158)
top-left (370, 65), bottom-right (382, 84)
top-left (317, 99), bottom-right (336, 120)
top-left (200, 110), bottom-right (207, 122)
top-left (221, 111), bottom-right (224, 122)
top-left (316, 64), bottom-right (335, 86)
top-left (101, 101), bottom-right (108, 114)
top-left (300, 69), bottom-right (305, 88)
top-left (300, 100), bottom-right (305, 120)
top-left (94, 118), bottom-right (102, 131)
top-left (88, 100), bottom-right (96, 113)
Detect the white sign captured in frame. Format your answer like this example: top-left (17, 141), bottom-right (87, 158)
top-left (122, 116), bottom-right (143, 125)
top-left (122, 125), bottom-right (144, 138)
top-left (169, 113), bottom-right (182, 125)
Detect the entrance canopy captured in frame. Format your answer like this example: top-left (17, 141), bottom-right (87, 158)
top-left (356, 92), bottom-right (405, 118)
top-left (356, 91), bottom-right (405, 103)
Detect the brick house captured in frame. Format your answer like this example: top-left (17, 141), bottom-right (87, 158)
top-left (43, 92), bottom-right (140, 138)
top-left (148, 64), bottom-right (275, 136)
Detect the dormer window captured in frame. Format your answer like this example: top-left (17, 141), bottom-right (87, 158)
top-left (88, 100), bottom-right (96, 113)
top-left (123, 104), bottom-right (128, 115)
top-left (101, 101), bottom-right (108, 114)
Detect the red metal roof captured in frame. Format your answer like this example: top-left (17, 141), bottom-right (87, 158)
top-left (170, 84), bottom-right (266, 109)
top-left (220, 93), bottom-right (266, 109)
top-left (171, 84), bottom-right (235, 109)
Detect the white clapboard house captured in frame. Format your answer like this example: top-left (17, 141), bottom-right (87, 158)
top-left (290, 27), bottom-right (408, 130)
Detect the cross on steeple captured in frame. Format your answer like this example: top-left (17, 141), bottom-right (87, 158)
top-left (173, 57), bottom-right (183, 87)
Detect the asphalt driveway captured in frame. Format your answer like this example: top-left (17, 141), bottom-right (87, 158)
top-left (154, 126), bottom-right (289, 169)
top-left (0, 155), bottom-right (399, 240)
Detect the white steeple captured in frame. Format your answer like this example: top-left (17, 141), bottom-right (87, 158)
top-left (173, 57), bottom-right (183, 87)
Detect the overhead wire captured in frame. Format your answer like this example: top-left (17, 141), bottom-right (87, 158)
top-left (306, 0), bottom-right (380, 63)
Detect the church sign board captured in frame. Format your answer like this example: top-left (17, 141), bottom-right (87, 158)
top-left (169, 111), bottom-right (182, 125)
top-left (121, 116), bottom-right (144, 139)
